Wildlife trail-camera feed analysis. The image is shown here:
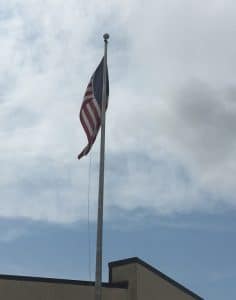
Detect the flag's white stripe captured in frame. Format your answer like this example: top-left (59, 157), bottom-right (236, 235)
top-left (81, 110), bottom-right (93, 137)
top-left (86, 103), bottom-right (98, 129)
top-left (84, 95), bottom-right (93, 101)
top-left (86, 86), bottom-right (93, 92)
top-left (92, 98), bottom-right (101, 117)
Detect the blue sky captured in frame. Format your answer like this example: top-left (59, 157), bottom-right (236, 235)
top-left (0, 1), bottom-right (236, 299)
top-left (0, 212), bottom-right (235, 299)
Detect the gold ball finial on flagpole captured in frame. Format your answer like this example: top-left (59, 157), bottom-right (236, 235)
top-left (103, 33), bottom-right (109, 42)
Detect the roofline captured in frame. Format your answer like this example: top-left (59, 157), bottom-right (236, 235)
top-left (0, 274), bottom-right (128, 290)
top-left (109, 257), bottom-right (204, 300)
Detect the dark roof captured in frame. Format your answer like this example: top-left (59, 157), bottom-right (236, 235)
top-left (0, 274), bottom-right (128, 289)
top-left (109, 257), bottom-right (204, 300)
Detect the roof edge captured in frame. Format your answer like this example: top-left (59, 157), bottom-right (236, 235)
top-left (108, 257), bottom-right (204, 300)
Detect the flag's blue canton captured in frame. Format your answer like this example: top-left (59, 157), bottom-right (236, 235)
top-left (78, 57), bottom-right (109, 159)
top-left (93, 58), bottom-right (109, 107)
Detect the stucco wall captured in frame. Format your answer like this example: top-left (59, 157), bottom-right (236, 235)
top-left (136, 263), bottom-right (199, 300)
top-left (0, 278), bottom-right (128, 300)
top-left (110, 262), bottom-right (137, 300)
top-left (110, 258), bottom-right (203, 300)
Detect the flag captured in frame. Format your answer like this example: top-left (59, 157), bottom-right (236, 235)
top-left (78, 57), bottom-right (109, 159)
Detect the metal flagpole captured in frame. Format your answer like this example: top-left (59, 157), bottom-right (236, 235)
top-left (94, 33), bottom-right (109, 300)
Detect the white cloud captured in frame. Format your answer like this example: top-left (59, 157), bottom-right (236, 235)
top-left (0, 0), bottom-right (236, 223)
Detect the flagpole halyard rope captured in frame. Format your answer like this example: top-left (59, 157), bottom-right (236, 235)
top-left (87, 152), bottom-right (92, 281)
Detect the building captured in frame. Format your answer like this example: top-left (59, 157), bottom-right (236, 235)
top-left (0, 257), bottom-right (203, 299)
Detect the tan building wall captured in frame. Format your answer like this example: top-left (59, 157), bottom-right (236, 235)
top-left (0, 257), bottom-right (203, 300)
top-left (109, 257), bottom-right (203, 300)
top-left (0, 276), bottom-right (128, 300)
top-left (136, 263), bottom-right (200, 300)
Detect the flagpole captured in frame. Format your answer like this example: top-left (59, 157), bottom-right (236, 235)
top-left (94, 33), bottom-right (109, 300)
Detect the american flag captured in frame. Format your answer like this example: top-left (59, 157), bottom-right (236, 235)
top-left (78, 58), bottom-right (109, 159)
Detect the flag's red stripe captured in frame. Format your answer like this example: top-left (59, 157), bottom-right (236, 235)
top-left (85, 91), bottom-right (93, 97)
top-left (81, 99), bottom-right (97, 129)
top-left (90, 100), bottom-right (101, 130)
top-left (83, 104), bottom-right (95, 133)
top-left (80, 105), bottom-right (92, 141)
top-left (78, 144), bottom-right (91, 159)
top-left (86, 102), bottom-right (100, 133)
top-left (80, 114), bottom-right (91, 142)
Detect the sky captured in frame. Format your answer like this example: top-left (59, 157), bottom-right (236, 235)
top-left (0, 0), bottom-right (236, 299)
